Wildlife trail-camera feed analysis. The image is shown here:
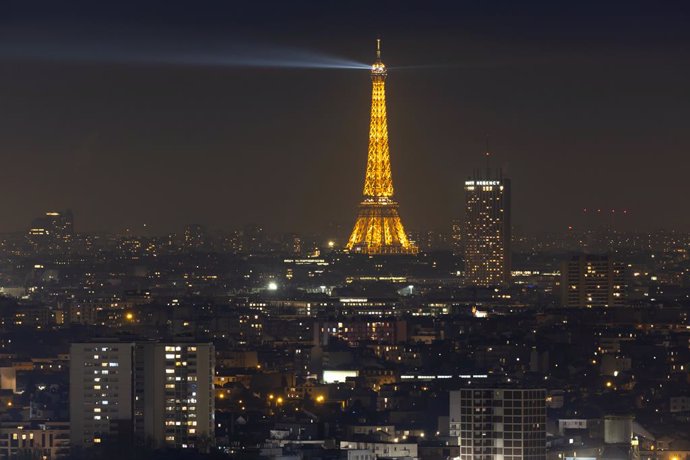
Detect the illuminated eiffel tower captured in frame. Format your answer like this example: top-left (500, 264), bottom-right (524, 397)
top-left (346, 40), bottom-right (418, 255)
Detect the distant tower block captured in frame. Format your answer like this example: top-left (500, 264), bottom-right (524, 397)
top-left (464, 167), bottom-right (511, 286)
top-left (346, 40), bottom-right (418, 255)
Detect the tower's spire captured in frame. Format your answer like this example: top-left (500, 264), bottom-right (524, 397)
top-left (371, 37), bottom-right (387, 77)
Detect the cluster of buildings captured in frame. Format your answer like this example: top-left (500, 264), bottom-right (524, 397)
top-left (0, 223), bottom-right (689, 460)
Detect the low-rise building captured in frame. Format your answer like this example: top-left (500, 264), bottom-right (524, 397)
top-left (0, 421), bottom-right (70, 459)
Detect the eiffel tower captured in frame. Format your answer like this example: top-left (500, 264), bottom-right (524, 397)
top-left (345, 40), bottom-right (418, 255)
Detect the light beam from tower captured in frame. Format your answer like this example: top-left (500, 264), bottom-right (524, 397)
top-left (345, 40), bottom-right (418, 255)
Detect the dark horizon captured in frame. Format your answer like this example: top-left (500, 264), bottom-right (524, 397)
top-left (2, 1), bottom-right (690, 235)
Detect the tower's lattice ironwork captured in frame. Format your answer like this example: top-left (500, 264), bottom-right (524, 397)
top-left (346, 41), bottom-right (418, 255)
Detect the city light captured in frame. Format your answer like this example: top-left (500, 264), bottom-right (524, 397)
top-left (345, 40), bottom-right (417, 255)
top-left (1, 15), bottom-right (686, 460)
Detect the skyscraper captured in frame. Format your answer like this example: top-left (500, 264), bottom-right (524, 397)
top-left (27, 210), bottom-right (74, 252)
top-left (464, 170), bottom-right (511, 286)
top-left (449, 388), bottom-right (546, 460)
top-left (560, 254), bottom-right (626, 308)
top-left (346, 40), bottom-right (417, 255)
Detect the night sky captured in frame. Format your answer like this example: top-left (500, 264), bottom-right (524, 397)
top-left (2, 1), bottom-right (690, 235)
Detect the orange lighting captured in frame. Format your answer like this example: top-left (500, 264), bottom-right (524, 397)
top-left (345, 40), bottom-right (417, 255)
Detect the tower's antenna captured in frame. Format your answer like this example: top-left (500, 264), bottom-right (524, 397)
top-left (485, 136), bottom-right (491, 178)
top-left (376, 37), bottom-right (382, 61)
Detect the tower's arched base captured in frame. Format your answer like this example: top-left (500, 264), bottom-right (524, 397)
top-left (346, 198), bottom-right (418, 255)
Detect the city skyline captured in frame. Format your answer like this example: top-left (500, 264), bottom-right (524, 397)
top-left (2, 2), bottom-right (690, 234)
top-left (3, 3), bottom-right (690, 460)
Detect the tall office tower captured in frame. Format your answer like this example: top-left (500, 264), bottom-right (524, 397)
top-left (69, 342), bottom-right (135, 449)
top-left (70, 342), bottom-right (214, 451)
top-left (28, 210), bottom-right (75, 251)
top-left (464, 172), bottom-right (511, 286)
top-left (345, 40), bottom-right (418, 255)
top-left (560, 254), bottom-right (626, 308)
top-left (449, 388), bottom-right (546, 460)
top-left (134, 343), bottom-right (215, 450)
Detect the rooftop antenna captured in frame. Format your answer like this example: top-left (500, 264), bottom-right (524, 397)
top-left (485, 136), bottom-right (491, 179)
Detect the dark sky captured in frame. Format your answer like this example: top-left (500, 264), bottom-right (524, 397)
top-left (1, 1), bottom-right (690, 235)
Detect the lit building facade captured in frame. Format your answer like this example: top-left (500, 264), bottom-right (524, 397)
top-left (450, 388), bottom-right (546, 460)
top-left (27, 210), bottom-right (74, 252)
top-left (314, 319), bottom-right (408, 346)
top-left (183, 224), bottom-right (207, 250)
top-left (464, 176), bottom-right (511, 286)
top-left (69, 342), bottom-right (135, 448)
top-left (134, 342), bottom-right (215, 450)
top-left (0, 421), bottom-right (70, 459)
top-left (560, 254), bottom-right (626, 308)
top-left (346, 40), bottom-right (417, 255)
top-left (452, 218), bottom-right (463, 255)
top-left (70, 341), bottom-right (214, 450)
